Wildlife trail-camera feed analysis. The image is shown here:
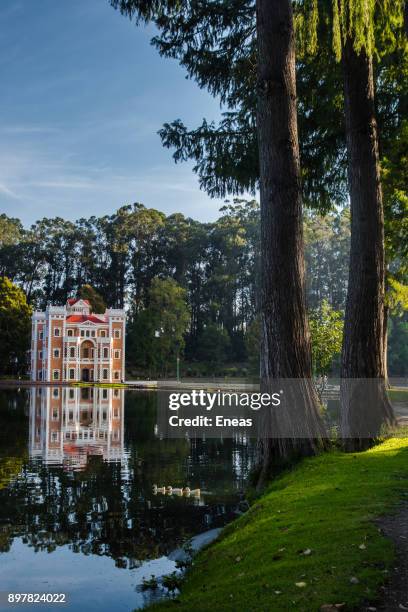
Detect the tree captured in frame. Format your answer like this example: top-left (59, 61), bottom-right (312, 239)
top-left (309, 300), bottom-right (343, 376)
top-left (111, 0), bottom-right (327, 475)
top-left (78, 284), bottom-right (106, 313)
top-left (127, 277), bottom-right (189, 376)
top-left (332, 1), bottom-right (402, 444)
top-left (197, 324), bottom-right (231, 373)
top-left (0, 277), bottom-right (32, 376)
top-left (255, 0), bottom-right (326, 477)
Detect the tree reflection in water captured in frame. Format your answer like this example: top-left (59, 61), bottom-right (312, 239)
top-left (0, 387), bottom-right (254, 569)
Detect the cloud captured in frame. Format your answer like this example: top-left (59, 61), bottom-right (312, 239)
top-left (0, 181), bottom-right (19, 199)
top-left (0, 125), bottom-right (62, 135)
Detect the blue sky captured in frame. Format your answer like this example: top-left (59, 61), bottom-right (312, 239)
top-left (0, 0), bottom-right (226, 227)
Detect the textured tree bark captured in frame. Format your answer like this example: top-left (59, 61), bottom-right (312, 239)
top-left (340, 39), bottom-right (395, 448)
top-left (255, 0), bottom-right (326, 487)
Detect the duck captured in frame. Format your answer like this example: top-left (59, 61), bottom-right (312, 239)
top-left (183, 487), bottom-right (200, 498)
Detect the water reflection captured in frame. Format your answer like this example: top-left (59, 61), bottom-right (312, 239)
top-left (0, 387), bottom-right (254, 611)
top-left (29, 387), bottom-right (125, 469)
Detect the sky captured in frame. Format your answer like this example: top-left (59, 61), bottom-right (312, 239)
top-left (0, 0), bottom-right (226, 227)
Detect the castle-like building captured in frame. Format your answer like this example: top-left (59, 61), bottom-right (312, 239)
top-left (30, 298), bottom-right (126, 383)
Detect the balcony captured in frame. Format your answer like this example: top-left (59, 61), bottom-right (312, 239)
top-left (64, 336), bottom-right (79, 343)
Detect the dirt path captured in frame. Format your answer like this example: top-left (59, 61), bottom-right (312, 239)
top-left (368, 505), bottom-right (408, 611)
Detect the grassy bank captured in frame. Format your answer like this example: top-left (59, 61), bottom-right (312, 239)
top-left (150, 438), bottom-right (408, 611)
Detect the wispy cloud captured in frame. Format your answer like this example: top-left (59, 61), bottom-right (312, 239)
top-left (0, 181), bottom-right (19, 199)
top-left (0, 125), bottom-right (62, 135)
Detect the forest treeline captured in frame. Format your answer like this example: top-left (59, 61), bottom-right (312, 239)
top-left (0, 203), bottom-right (406, 376)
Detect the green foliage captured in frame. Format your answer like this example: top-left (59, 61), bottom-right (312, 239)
top-left (309, 300), bottom-right (344, 375)
top-left (0, 277), bottom-right (32, 375)
top-left (388, 319), bottom-right (408, 376)
top-left (332, 0), bottom-right (405, 61)
top-left (242, 297), bottom-right (344, 377)
top-left (127, 277), bottom-right (189, 376)
top-left (197, 324), bottom-right (231, 373)
top-left (78, 284), bottom-right (106, 313)
top-left (304, 209), bottom-right (350, 310)
top-left (386, 278), bottom-right (408, 315)
top-left (245, 316), bottom-right (260, 375)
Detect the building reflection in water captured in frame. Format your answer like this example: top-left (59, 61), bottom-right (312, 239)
top-left (29, 386), bottom-right (125, 470)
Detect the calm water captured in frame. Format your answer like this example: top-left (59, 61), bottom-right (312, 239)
top-left (0, 387), bottom-right (254, 612)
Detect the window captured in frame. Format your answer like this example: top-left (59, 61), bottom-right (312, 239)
top-left (80, 330), bottom-right (85, 337)
top-left (54, 328), bottom-right (61, 337)
top-left (53, 370), bottom-right (60, 381)
top-left (100, 330), bottom-right (106, 338)
top-left (91, 348), bottom-right (94, 358)
top-left (103, 348), bottom-right (109, 359)
top-left (52, 407), bottom-right (59, 419)
top-left (114, 329), bottom-right (121, 339)
top-left (90, 369), bottom-right (94, 381)
top-left (52, 388), bottom-right (59, 399)
top-left (102, 369), bottom-right (108, 380)
top-left (114, 370), bottom-right (120, 380)
top-left (53, 349), bottom-right (60, 359)
top-left (91, 330), bottom-right (96, 337)
top-left (114, 350), bottom-right (121, 360)
top-left (69, 388), bottom-right (75, 399)
top-left (38, 350), bottom-right (43, 360)
top-left (114, 389), bottom-right (119, 398)
top-left (67, 329), bottom-right (73, 337)
top-left (51, 431), bottom-right (59, 442)
top-left (83, 348), bottom-right (89, 358)
top-left (102, 389), bottom-right (108, 399)
top-left (70, 347), bottom-right (75, 358)
top-left (69, 368), bottom-right (75, 380)
top-left (86, 330), bottom-right (90, 337)
top-left (39, 331), bottom-right (43, 340)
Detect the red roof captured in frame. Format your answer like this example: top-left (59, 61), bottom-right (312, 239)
top-left (67, 298), bottom-right (90, 306)
top-left (66, 315), bottom-right (106, 324)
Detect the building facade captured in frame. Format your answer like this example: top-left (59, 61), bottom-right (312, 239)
top-left (30, 298), bottom-right (126, 383)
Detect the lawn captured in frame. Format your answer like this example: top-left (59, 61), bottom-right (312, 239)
top-left (388, 387), bottom-right (408, 403)
top-left (149, 438), bottom-right (408, 611)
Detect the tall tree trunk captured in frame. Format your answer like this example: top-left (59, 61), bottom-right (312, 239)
top-left (255, 0), bottom-right (326, 487)
top-left (340, 39), bottom-right (395, 447)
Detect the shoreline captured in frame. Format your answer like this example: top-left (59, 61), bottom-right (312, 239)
top-left (145, 438), bottom-right (408, 611)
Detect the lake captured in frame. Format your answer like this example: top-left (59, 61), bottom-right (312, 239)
top-left (0, 387), bottom-right (254, 612)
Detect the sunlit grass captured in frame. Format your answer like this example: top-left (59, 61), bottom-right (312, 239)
top-left (148, 438), bottom-right (408, 611)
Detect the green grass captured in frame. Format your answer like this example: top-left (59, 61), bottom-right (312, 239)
top-left (71, 381), bottom-right (126, 388)
top-left (149, 438), bottom-right (408, 611)
top-left (388, 387), bottom-right (408, 403)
